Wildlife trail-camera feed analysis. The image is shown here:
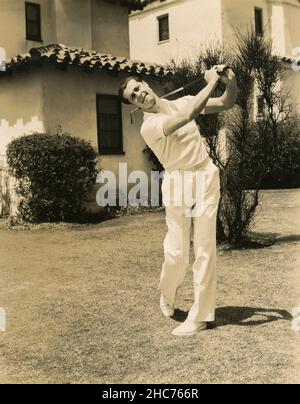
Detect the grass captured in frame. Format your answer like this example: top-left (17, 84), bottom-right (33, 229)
top-left (0, 189), bottom-right (299, 384)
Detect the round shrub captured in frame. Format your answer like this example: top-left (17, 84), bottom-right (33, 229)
top-left (6, 131), bottom-right (99, 223)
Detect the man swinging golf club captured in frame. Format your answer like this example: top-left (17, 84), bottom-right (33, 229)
top-left (119, 65), bottom-right (237, 336)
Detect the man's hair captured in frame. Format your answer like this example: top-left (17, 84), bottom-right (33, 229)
top-left (119, 76), bottom-right (143, 105)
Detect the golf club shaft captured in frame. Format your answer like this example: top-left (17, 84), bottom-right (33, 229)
top-left (161, 66), bottom-right (231, 99)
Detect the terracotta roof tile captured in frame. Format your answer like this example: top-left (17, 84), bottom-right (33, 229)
top-left (2, 43), bottom-right (293, 79)
top-left (1, 43), bottom-right (172, 79)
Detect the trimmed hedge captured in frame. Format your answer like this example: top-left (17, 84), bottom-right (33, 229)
top-left (6, 131), bottom-right (99, 223)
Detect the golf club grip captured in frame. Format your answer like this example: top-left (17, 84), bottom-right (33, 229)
top-left (164, 66), bottom-right (232, 98)
top-left (217, 65), bottom-right (231, 76)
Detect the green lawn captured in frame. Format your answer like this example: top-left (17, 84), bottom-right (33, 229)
top-left (0, 190), bottom-right (299, 384)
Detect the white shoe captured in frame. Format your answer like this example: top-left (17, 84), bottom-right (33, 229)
top-left (172, 320), bottom-right (207, 336)
top-left (160, 295), bottom-right (174, 317)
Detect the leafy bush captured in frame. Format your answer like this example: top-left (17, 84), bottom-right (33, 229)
top-left (6, 130), bottom-right (99, 223)
top-left (0, 164), bottom-right (11, 218)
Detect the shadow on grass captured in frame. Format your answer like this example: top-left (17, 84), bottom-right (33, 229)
top-left (215, 306), bottom-right (292, 327)
top-left (275, 234), bottom-right (300, 244)
top-left (172, 309), bottom-right (189, 322)
top-left (0, 212), bottom-right (119, 231)
top-left (219, 232), bottom-right (300, 251)
top-left (218, 233), bottom-right (276, 250)
top-left (171, 307), bottom-right (292, 328)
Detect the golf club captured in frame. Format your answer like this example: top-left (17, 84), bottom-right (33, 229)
top-left (130, 65), bottom-right (231, 124)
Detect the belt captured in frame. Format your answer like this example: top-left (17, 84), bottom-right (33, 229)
top-left (188, 156), bottom-right (211, 171)
top-left (165, 156), bottom-right (211, 174)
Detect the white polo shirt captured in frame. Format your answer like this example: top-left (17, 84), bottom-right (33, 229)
top-left (141, 96), bottom-right (209, 172)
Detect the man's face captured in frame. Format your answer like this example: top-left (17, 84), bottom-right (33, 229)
top-left (123, 79), bottom-right (156, 110)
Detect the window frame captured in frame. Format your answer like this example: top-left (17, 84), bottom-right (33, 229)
top-left (157, 14), bottom-right (170, 43)
top-left (254, 7), bottom-right (264, 36)
top-left (25, 1), bottom-right (42, 42)
top-left (256, 95), bottom-right (265, 120)
top-left (96, 94), bottom-right (125, 156)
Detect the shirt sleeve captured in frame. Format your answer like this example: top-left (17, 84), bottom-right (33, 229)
top-left (176, 95), bottom-right (206, 114)
top-left (141, 114), bottom-right (168, 145)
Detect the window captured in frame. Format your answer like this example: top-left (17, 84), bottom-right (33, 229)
top-left (254, 7), bottom-right (263, 36)
top-left (257, 95), bottom-right (265, 118)
top-left (97, 95), bottom-right (124, 155)
top-left (25, 2), bottom-right (42, 41)
top-left (158, 14), bottom-right (169, 42)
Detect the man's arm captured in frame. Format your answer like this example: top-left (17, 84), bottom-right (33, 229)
top-left (163, 68), bottom-right (220, 136)
top-left (203, 70), bottom-right (238, 114)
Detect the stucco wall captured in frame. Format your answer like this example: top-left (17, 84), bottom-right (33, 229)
top-left (129, 0), bottom-right (222, 64)
top-left (130, 0), bottom-right (300, 61)
top-left (221, 0), bottom-right (300, 114)
top-left (283, 2), bottom-right (300, 58)
top-left (222, 0), bottom-right (300, 58)
top-left (0, 0), bottom-right (130, 61)
top-left (0, 70), bottom-right (45, 158)
top-left (54, 0), bottom-right (93, 49)
top-left (267, 0), bottom-right (300, 58)
top-left (0, 70), bottom-right (45, 217)
top-left (282, 65), bottom-right (300, 114)
top-left (0, 0), bottom-right (56, 59)
top-left (221, 0), bottom-right (271, 48)
top-left (91, 0), bottom-right (130, 57)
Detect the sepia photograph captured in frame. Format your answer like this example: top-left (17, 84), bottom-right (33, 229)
top-left (0, 0), bottom-right (299, 386)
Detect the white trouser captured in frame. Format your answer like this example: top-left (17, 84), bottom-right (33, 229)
top-left (160, 159), bottom-right (220, 323)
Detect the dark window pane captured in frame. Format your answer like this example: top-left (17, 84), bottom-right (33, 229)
top-left (158, 15), bottom-right (169, 42)
top-left (98, 97), bottom-right (119, 114)
top-left (27, 4), bottom-right (39, 21)
top-left (27, 21), bottom-right (39, 37)
top-left (100, 115), bottom-right (120, 137)
top-left (97, 95), bottom-right (123, 153)
top-left (255, 8), bottom-right (263, 35)
top-left (257, 96), bottom-right (264, 115)
top-left (25, 2), bottom-right (41, 41)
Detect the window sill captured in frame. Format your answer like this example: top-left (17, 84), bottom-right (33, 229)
top-left (158, 39), bottom-right (170, 45)
top-left (26, 37), bottom-right (43, 43)
top-left (99, 151), bottom-right (126, 156)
